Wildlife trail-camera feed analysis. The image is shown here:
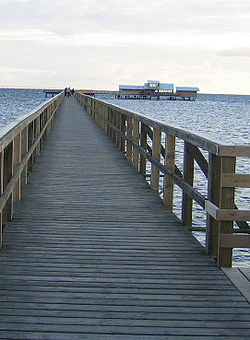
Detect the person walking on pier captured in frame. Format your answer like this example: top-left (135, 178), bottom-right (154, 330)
top-left (66, 87), bottom-right (71, 97)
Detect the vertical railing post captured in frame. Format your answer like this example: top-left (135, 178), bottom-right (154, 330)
top-left (27, 122), bottom-right (34, 172)
top-left (21, 126), bottom-right (29, 187)
top-left (35, 116), bottom-right (41, 157)
top-left (126, 116), bottom-right (133, 163)
top-left (163, 134), bottom-right (175, 211)
top-left (132, 118), bottom-right (140, 171)
top-left (0, 151), bottom-right (3, 248)
top-left (113, 111), bottom-right (118, 147)
top-left (218, 156), bottom-right (236, 267)
top-left (107, 107), bottom-right (112, 138)
top-left (111, 110), bottom-right (116, 142)
top-left (101, 103), bottom-right (105, 131)
top-left (13, 133), bottom-right (21, 202)
top-left (139, 123), bottom-right (147, 175)
top-left (181, 141), bottom-right (194, 226)
top-left (104, 106), bottom-right (109, 135)
top-left (116, 112), bottom-right (122, 150)
top-left (151, 128), bottom-right (161, 192)
top-left (120, 114), bottom-right (126, 153)
top-left (2, 143), bottom-right (13, 224)
top-left (206, 153), bottom-right (222, 258)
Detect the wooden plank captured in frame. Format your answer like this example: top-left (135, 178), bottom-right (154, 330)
top-left (221, 267), bottom-right (250, 303)
top-left (205, 201), bottom-right (250, 221)
top-left (190, 144), bottom-right (208, 177)
top-left (222, 174), bottom-right (250, 188)
top-left (239, 268), bottom-right (250, 281)
top-left (218, 145), bottom-right (250, 157)
top-left (220, 234), bottom-right (250, 248)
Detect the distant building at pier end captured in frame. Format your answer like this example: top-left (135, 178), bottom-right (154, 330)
top-left (118, 80), bottom-right (200, 100)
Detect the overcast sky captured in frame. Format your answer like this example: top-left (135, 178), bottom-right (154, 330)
top-left (0, 0), bottom-right (250, 94)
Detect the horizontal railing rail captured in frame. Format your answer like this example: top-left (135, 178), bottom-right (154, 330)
top-left (76, 92), bottom-right (250, 267)
top-left (0, 91), bottom-right (64, 247)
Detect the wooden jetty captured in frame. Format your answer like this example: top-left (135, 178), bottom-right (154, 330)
top-left (43, 89), bottom-right (62, 97)
top-left (0, 92), bottom-right (249, 339)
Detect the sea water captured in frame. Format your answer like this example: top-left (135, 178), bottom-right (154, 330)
top-left (0, 89), bottom-right (249, 266)
top-left (0, 88), bottom-right (49, 129)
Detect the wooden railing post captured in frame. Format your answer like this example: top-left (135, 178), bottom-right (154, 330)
top-left (151, 128), bottom-right (161, 192)
top-left (0, 151), bottom-right (3, 247)
top-left (206, 153), bottom-right (222, 258)
top-left (139, 123), bottom-right (147, 175)
top-left (126, 116), bottom-right (133, 163)
top-left (116, 112), bottom-right (122, 151)
top-left (218, 156), bottom-right (236, 267)
top-left (2, 143), bottom-right (13, 224)
top-left (114, 111), bottom-right (119, 147)
top-left (35, 116), bottom-right (41, 157)
top-left (111, 110), bottom-right (116, 142)
top-left (163, 134), bottom-right (175, 211)
top-left (132, 118), bottom-right (140, 171)
top-left (104, 106), bottom-right (109, 135)
top-left (120, 114), bottom-right (126, 153)
top-left (28, 122), bottom-right (34, 172)
top-left (182, 141), bottom-right (194, 225)
top-left (13, 133), bottom-right (21, 202)
top-left (21, 126), bottom-right (29, 187)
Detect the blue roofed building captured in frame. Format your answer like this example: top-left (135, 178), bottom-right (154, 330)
top-left (119, 80), bottom-right (174, 94)
top-left (118, 80), bottom-right (199, 100)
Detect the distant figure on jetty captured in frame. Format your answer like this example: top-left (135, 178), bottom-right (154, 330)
top-left (65, 87), bottom-right (71, 97)
top-left (71, 88), bottom-right (75, 96)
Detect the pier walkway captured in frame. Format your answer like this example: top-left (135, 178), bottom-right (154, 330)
top-left (0, 98), bottom-right (250, 339)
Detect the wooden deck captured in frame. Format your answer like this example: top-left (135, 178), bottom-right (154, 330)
top-left (0, 97), bottom-right (249, 339)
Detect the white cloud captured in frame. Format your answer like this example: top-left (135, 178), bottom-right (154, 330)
top-left (218, 47), bottom-right (250, 57)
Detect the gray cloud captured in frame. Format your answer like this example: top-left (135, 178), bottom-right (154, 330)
top-left (218, 47), bottom-right (250, 57)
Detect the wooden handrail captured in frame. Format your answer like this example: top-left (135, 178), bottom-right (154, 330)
top-left (76, 92), bottom-right (250, 267)
top-left (0, 92), bottom-right (64, 248)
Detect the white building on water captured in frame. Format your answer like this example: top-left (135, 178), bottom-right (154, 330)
top-left (118, 80), bottom-right (199, 100)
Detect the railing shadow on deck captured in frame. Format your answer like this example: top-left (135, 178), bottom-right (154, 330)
top-left (0, 92), bottom-right (64, 248)
top-left (75, 91), bottom-right (250, 267)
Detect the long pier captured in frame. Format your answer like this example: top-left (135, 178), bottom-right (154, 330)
top-left (0, 93), bottom-right (249, 338)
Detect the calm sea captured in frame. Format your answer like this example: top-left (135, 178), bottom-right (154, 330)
top-left (0, 88), bottom-right (49, 129)
top-left (0, 89), bottom-right (249, 267)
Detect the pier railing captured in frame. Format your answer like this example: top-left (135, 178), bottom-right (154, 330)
top-left (76, 92), bottom-right (250, 267)
top-left (0, 92), bottom-right (64, 247)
